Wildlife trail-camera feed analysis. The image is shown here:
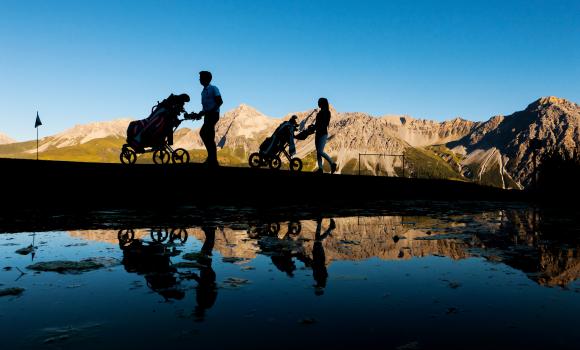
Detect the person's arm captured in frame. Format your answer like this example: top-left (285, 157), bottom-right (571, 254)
top-left (213, 95), bottom-right (223, 111)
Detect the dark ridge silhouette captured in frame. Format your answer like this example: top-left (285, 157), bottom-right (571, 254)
top-left (531, 149), bottom-right (580, 203)
top-left (0, 158), bottom-right (524, 213)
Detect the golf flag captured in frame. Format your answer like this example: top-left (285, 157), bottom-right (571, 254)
top-left (35, 111), bottom-right (42, 160)
top-left (35, 112), bottom-right (42, 128)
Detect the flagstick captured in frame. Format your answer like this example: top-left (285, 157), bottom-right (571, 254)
top-left (36, 126), bottom-right (39, 161)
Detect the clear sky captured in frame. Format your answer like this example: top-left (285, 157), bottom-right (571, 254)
top-left (1, 0), bottom-right (578, 140)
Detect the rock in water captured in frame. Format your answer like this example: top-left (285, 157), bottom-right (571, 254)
top-left (0, 287), bottom-right (25, 297)
top-left (27, 257), bottom-right (119, 274)
top-left (15, 245), bottom-right (35, 255)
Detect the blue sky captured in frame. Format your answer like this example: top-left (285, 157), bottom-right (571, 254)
top-left (1, 0), bottom-right (578, 140)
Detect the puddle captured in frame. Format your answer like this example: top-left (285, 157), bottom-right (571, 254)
top-left (1, 202), bottom-right (579, 349)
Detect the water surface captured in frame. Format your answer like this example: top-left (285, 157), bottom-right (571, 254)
top-left (1, 203), bottom-right (578, 349)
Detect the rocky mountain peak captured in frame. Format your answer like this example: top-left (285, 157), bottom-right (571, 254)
top-left (449, 96), bottom-right (580, 188)
top-left (526, 96), bottom-right (578, 112)
top-left (223, 103), bottom-right (264, 119)
top-left (213, 104), bottom-right (279, 150)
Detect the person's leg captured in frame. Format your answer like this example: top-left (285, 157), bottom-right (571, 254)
top-left (200, 123), bottom-right (211, 161)
top-left (201, 226), bottom-right (216, 256)
top-left (321, 152), bottom-right (333, 164)
top-left (206, 126), bottom-right (217, 164)
top-left (200, 113), bottom-right (219, 165)
top-left (316, 134), bottom-right (334, 171)
top-left (315, 135), bottom-right (324, 170)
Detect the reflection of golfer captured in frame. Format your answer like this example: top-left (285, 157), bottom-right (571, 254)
top-left (198, 71), bottom-right (223, 167)
top-left (312, 218), bottom-right (335, 295)
top-left (193, 226), bottom-right (218, 321)
top-left (314, 98), bottom-right (337, 174)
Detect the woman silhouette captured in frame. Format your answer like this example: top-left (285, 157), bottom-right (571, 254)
top-left (314, 98), bottom-right (338, 174)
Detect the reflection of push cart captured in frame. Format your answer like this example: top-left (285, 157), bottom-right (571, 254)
top-left (118, 228), bottom-right (189, 247)
top-left (120, 93), bottom-right (191, 165)
top-left (247, 221), bottom-right (302, 239)
top-left (117, 228), bottom-right (187, 300)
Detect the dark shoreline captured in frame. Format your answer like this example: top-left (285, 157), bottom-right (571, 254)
top-left (0, 158), bottom-right (532, 233)
top-left (1, 158), bottom-right (523, 209)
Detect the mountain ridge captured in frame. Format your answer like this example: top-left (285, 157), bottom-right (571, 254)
top-left (1, 96), bottom-right (578, 189)
top-left (449, 96), bottom-right (580, 188)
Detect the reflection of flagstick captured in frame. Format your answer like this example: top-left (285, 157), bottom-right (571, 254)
top-left (35, 111), bottom-right (42, 160)
top-left (31, 232), bottom-right (36, 261)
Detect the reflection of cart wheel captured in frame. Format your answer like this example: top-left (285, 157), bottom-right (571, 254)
top-left (170, 228), bottom-right (188, 243)
top-left (269, 155), bottom-right (282, 170)
top-left (247, 228), bottom-right (259, 239)
top-left (153, 149), bottom-right (170, 164)
top-left (150, 228), bottom-right (169, 242)
top-left (289, 158), bottom-right (303, 172)
top-left (171, 148), bottom-right (190, 164)
top-left (268, 222), bottom-right (281, 235)
top-left (120, 146), bottom-right (137, 164)
top-left (249, 153), bottom-right (262, 168)
top-left (288, 221), bottom-right (302, 235)
top-left (118, 229), bottom-right (135, 246)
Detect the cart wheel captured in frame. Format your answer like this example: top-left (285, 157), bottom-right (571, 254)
top-left (120, 146), bottom-right (137, 164)
top-left (170, 228), bottom-right (188, 244)
top-left (171, 148), bottom-right (190, 164)
top-left (268, 222), bottom-right (281, 235)
top-left (249, 152), bottom-right (262, 168)
top-left (118, 229), bottom-right (135, 246)
top-left (289, 158), bottom-right (303, 172)
top-left (288, 221), bottom-right (302, 235)
top-left (153, 149), bottom-right (170, 164)
top-left (268, 155), bottom-right (282, 170)
top-left (150, 228), bottom-right (169, 242)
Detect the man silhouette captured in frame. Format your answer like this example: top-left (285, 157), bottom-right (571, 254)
top-left (193, 225), bottom-right (218, 321)
top-left (197, 71), bottom-right (223, 167)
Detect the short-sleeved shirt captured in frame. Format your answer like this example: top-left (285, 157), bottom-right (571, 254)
top-left (201, 84), bottom-right (221, 114)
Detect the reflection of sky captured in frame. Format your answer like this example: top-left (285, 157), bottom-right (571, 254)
top-left (1, 220), bottom-right (579, 349)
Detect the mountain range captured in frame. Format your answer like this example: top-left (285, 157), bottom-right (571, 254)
top-left (0, 96), bottom-right (578, 189)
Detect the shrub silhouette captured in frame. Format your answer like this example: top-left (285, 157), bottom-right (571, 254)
top-left (535, 149), bottom-right (580, 201)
